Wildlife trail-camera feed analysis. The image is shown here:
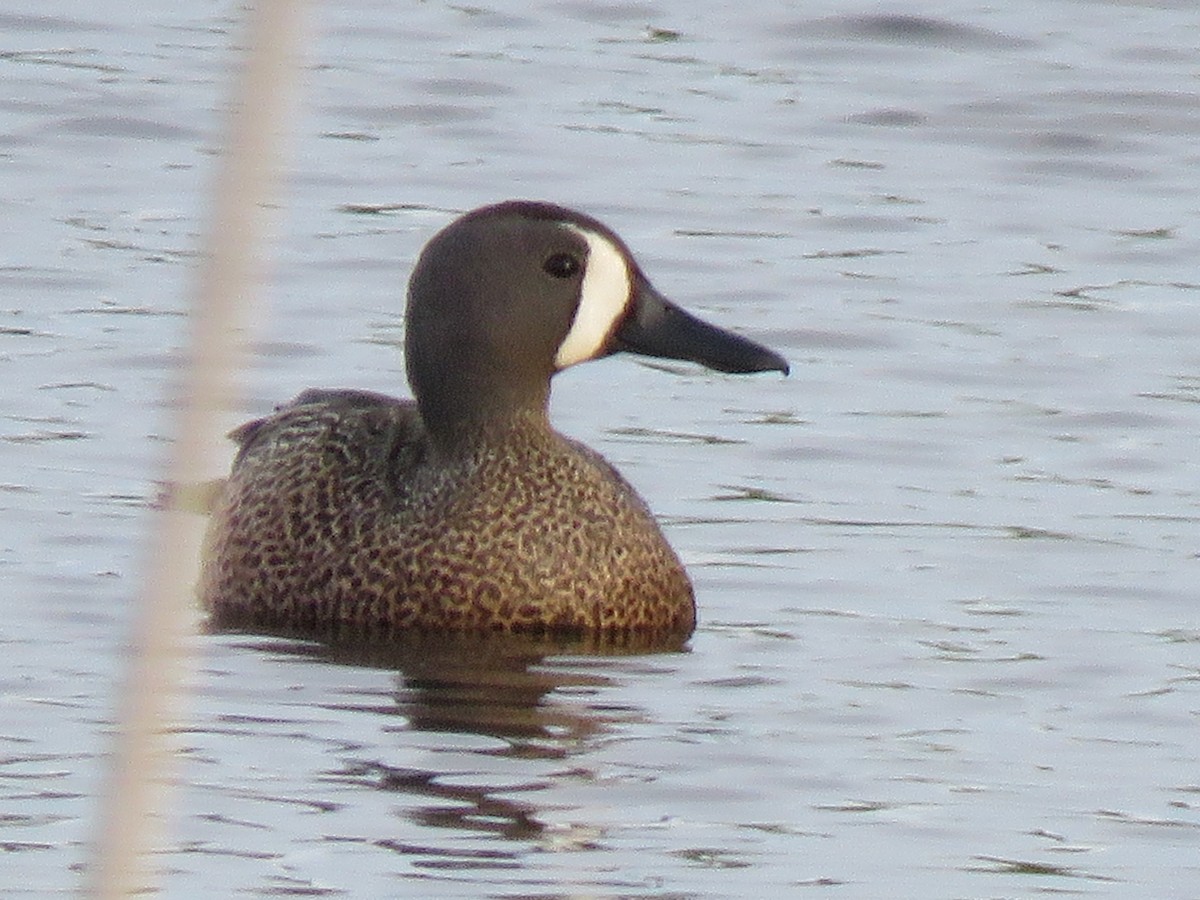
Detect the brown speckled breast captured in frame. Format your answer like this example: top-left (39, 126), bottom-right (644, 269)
top-left (200, 389), bottom-right (696, 640)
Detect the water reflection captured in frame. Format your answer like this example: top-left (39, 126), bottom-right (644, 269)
top-left (219, 630), bottom-right (686, 866)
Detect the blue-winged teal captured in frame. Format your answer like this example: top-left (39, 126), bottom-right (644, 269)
top-left (201, 200), bottom-right (787, 640)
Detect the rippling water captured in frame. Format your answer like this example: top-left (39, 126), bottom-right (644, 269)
top-left (2, 1), bottom-right (1198, 896)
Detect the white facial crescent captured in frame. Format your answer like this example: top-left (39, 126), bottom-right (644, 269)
top-left (554, 226), bottom-right (632, 369)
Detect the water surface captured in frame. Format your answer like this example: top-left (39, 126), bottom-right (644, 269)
top-left (2, 1), bottom-right (1197, 896)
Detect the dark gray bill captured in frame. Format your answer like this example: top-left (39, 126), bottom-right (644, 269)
top-left (612, 279), bottom-right (789, 375)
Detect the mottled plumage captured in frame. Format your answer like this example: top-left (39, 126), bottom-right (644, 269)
top-left (201, 201), bottom-right (787, 641)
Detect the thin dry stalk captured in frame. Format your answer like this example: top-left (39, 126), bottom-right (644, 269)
top-left (87, 1), bottom-right (308, 896)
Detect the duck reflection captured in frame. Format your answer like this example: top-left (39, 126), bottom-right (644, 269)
top-left (227, 630), bottom-right (686, 859)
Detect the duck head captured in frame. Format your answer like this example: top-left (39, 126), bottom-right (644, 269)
top-left (405, 200), bottom-right (788, 443)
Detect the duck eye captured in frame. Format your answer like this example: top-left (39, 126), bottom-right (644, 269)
top-left (543, 252), bottom-right (581, 279)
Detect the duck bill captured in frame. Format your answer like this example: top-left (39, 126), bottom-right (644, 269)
top-left (612, 278), bottom-right (789, 375)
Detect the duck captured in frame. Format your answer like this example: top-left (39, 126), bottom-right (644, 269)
top-left (200, 200), bottom-right (788, 641)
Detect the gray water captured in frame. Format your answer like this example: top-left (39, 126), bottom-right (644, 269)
top-left (3, 1), bottom-right (1198, 896)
